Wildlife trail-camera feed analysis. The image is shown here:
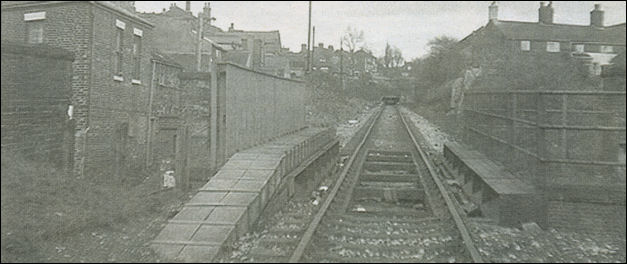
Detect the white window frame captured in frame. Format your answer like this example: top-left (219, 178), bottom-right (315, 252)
top-left (546, 41), bottom-right (560, 52)
top-left (115, 19), bottom-right (126, 30)
top-left (520, 40), bottom-right (531, 51)
top-left (24, 11), bottom-right (46, 21)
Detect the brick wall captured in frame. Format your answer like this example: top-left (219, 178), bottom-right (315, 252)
top-left (84, 6), bottom-right (153, 179)
top-left (1, 42), bottom-right (74, 168)
top-left (1, 2), bottom-right (94, 176)
top-left (1, 2), bottom-right (154, 180)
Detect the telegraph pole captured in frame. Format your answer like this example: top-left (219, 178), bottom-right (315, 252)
top-left (311, 26), bottom-right (315, 71)
top-left (306, 1), bottom-right (312, 72)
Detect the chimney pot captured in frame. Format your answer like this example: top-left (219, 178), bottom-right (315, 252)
top-left (590, 4), bottom-right (604, 27)
top-left (488, 1), bottom-right (498, 22)
top-left (539, 1), bottom-right (554, 24)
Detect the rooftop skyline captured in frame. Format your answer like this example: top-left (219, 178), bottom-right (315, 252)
top-left (135, 1), bottom-right (627, 60)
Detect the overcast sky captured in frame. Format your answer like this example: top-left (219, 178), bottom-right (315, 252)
top-left (135, 1), bottom-right (626, 60)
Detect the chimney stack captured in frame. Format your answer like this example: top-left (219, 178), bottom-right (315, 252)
top-left (539, 1), bottom-right (554, 24)
top-left (328, 45), bottom-right (334, 51)
top-left (590, 4), bottom-right (604, 27)
top-left (203, 2), bottom-right (211, 22)
top-left (229, 23), bottom-right (235, 32)
top-left (318, 43), bottom-right (324, 49)
top-left (301, 44), bottom-right (307, 53)
top-left (185, 1), bottom-right (191, 12)
top-left (488, 1), bottom-right (498, 22)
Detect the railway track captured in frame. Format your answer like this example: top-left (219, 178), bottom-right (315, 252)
top-left (224, 105), bottom-right (481, 263)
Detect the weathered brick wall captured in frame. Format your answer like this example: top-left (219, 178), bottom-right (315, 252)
top-left (1, 2), bottom-right (94, 176)
top-left (178, 73), bottom-right (211, 172)
top-left (83, 6), bottom-right (153, 179)
top-left (1, 42), bottom-right (74, 167)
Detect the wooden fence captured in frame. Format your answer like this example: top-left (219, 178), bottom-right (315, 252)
top-left (462, 90), bottom-right (626, 192)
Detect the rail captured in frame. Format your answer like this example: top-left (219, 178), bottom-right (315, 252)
top-left (288, 105), bottom-right (384, 263)
top-left (398, 107), bottom-right (484, 263)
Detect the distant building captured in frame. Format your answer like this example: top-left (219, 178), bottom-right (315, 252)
top-left (352, 49), bottom-right (378, 76)
top-left (459, 2), bottom-right (626, 75)
top-left (1, 1), bottom-right (155, 179)
top-left (138, 2), bottom-right (225, 72)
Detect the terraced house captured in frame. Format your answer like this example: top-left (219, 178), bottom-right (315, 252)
top-left (1, 1), bottom-right (154, 179)
top-left (459, 2), bottom-right (626, 75)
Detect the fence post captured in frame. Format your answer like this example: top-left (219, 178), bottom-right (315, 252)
top-left (510, 92), bottom-right (517, 168)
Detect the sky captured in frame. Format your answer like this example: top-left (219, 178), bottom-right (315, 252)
top-left (135, 1), bottom-right (627, 61)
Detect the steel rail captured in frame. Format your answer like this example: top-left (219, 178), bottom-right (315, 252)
top-left (398, 107), bottom-right (484, 263)
top-left (287, 105), bottom-right (384, 263)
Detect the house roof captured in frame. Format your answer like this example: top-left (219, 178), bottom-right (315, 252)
top-left (220, 30), bottom-right (282, 53)
top-left (223, 50), bottom-right (251, 67)
top-left (492, 20), bottom-right (626, 44)
top-left (152, 51), bottom-right (183, 68)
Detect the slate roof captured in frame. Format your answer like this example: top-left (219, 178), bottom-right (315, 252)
top-left (492, 20), bottom-right (626, 44)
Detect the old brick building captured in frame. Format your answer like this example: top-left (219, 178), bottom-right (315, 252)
top-left (1, 42), bottom-right (74, 168)
top-left (1, 1), bottom-right (154, 180)
top-left (459, 2), bottom-right (626, 75)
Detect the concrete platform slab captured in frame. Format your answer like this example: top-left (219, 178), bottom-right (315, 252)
top-left (189, 191), bottom-right (228, 204)
top-left (213, 169), bottom-right (246, 179)
top-left (172, 206), bottom-right (216, 221)
top-left (233, 179), bottom-right (266, 192)
top-left (191, 225), bottom-right (233, 244)
top-left (154, 223), bottom-right (198, 242)
top-left (200, 179), bottom-right (238, 191)
top-left (222, 192), bottom-right (259, 206)
top-left (177, 245), bottom-right (220, 262)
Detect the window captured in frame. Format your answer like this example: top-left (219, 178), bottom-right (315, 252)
top-left (26, 22), bottom-right (44, 44)
top-left (132, 34), bottom-right (142, 81)
top-left (114, 27), bottom-right (123, 77)
top-left (546, 41), bottom-right (560, 52)
top-left (601, 45), bottom-right (614, 53)
top-left (574, 44), bottom-right (585, 53)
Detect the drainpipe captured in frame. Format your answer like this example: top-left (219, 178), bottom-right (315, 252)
top-left (146, 60), bottom-right (156, 168)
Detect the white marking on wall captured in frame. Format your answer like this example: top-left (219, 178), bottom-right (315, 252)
top-left (115, 19), bottom-right (126, 30)
top-left (24, 11), bottom-right (46, 21)
top-left (133, 28), bottom-right (143, 37)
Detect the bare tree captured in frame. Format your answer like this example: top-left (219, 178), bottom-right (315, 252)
top-left (383, 42), bottom-right (404, 68)
top-left (341, 26), bottom-right (364, 53)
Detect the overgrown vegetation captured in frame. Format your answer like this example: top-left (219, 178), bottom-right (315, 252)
top-left (1, 151), bottom-right (184, 262)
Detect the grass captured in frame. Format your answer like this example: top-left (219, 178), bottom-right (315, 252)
top-left (0, 151), bottom-right (184, 262)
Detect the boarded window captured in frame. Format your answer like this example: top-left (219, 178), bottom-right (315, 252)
top-left (26, 22), bottom-right (44, 44)
top-left (520, 40), bottom-right (530, 51)
top-left (546, 42), bottom-right (560, 52)
top-left (574, 44), bottom-right (585, 53)
top-left (132, 35), bottom-right (142, 80)
top-left (114, 27), bottom-right (124, 76)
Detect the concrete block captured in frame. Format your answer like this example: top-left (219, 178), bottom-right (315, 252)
top-left (213, 169), bottom-right (246, 179)
top-left (172, 206), bottom-right (216, 221)
top-left (230, 153), bottom-right (258, 161)
top-left (154, 223), bottom-right (198, 242)
top-left (242, 169), bottom-right (275, 181)
top-left (233, 179), bottom-right (266, 192)
top-left (222, 192), bottom-right (259, 206)
top-left (177, 245), bottom-right (220, 263)
top-left (191, 225), bottom-right (234, 245)
top-left (249, 159), bottom-right (280, 170)
top-left (189, 191), bottom-right (228, 204)
top-left (200, 179), bottom-right (238, 191)
top-left (151, 244), bottom-right (184, 260)
top-left (221, 159), bottom-right (252, 170)
top-left (207, 206), bottom-right (249, 237)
